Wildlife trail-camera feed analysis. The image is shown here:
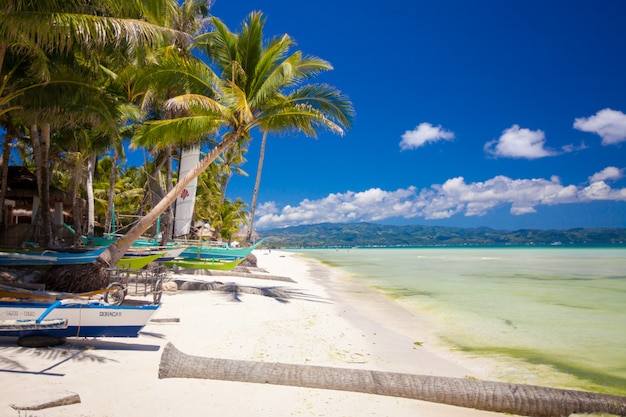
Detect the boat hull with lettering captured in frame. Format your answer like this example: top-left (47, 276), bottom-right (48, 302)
top-left (0, 299), bottom-right (159, 338)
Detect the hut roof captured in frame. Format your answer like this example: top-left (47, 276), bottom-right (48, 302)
top-left (2, 166), bottom-right (72, 207)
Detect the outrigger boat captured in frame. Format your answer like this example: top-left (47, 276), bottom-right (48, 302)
top-left (117, 252), bottom-right (166, 270)
top-left (123, 245), bottom-right (188, 263)
top-left (0, 298), bottom-right (159, 338)
top-left (178, 238), bottom-right (265, 261)
top-left (0, 283), bottom-right (159, 338)
top-left (163, 256), bottom-right (245, 271)
top-left (0, 246), bottom-right (108, 266)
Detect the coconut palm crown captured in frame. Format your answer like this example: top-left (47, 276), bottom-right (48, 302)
top-left (101, 11), bottom-right (353, 265)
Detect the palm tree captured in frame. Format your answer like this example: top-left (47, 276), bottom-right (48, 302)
top-left (105, 11), bottom-right (354, 265)
top-left (11, 59), bottom-right (124, 246)
top-left (197, 13), bottom-right (354, 244)
top-left (216, 198), bottom-right (248, 243)
top-left (0, 0), bottom-right (187, 247)
top-left (0, 0), bottom-right (186, 71)
top-left (159, 343), bottom-right (626, 417)
top-left (0, 0), bottom-right (186, 128)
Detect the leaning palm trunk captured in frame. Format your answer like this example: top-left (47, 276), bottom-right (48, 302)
top-left (159, 343), bottom-right (626, 417)
top-left (99, 128), bottom-right (245, 266)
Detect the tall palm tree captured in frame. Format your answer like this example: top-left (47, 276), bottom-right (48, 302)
top-left (103, 11), bottom-right (354, 265)
top-left (11, 58), bottom-right (124, 246)
top-left (0, 0), bottom-right (186, 247)
top-left (0, 0), bottom-right (186, 127)
top-left (127, 0), bottom-right (214, 245)
top-left (197, 12), bottom-right (354, 244)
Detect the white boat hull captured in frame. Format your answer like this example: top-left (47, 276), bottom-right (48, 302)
top-left (0, 300), bottom-right (159, 338)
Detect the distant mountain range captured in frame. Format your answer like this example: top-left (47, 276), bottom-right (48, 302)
top-left (260, 222), bottom-right (626, 248)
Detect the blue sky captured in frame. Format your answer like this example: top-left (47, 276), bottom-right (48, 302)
top-left (210, 0), bottom-right (626, 231)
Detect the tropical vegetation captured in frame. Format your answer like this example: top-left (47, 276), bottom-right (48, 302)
top-left (0, 1), bottom-right (354, 268)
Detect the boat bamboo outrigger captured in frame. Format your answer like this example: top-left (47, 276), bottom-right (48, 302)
top-left (0, 297), bottom-right (159, 338)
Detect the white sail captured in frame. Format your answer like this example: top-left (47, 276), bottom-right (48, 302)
top-left (174, 146), bottom-right (200, 237)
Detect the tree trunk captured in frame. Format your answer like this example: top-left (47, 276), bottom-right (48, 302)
top-left (148, 153), bottom-right (166, 238)
top-left (99, 130), bottom-right (243, 266)
top-left (158, 343), bottom-right (626, 417)
top-left (105, 147), bottom-right (118, 235)
top-left (85, 154), bottom-right (96, 237)
top-left (246, 130), bottom-right (267, 245)
top-left (160, 144), bottom-right (174, 246)
top-left (31, 123), bottom-right (53, 247)
top-left (0, 126), bottom-right (14, 228)
top-left (70, 165), bottom-right (82, 246)
top-left (0, 43), bottom-right (6, 75)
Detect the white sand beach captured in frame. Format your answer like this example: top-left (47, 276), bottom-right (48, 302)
top-left (0, 250), bottom-right (509, 417)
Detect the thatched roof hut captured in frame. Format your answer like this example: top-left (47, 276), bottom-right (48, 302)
top-left (0, 166), bottom-right (79, 247)
top-left (3, 166), bottom-right (72, 211)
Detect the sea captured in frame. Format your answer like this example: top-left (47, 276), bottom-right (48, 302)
top-left (293, 246), bottom-right (626, 396)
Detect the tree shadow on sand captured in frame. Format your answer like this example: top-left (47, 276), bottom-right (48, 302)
top-left (173, 279), bottom-right (331, 304)
top-left (0, 343), bottom-right (116, 376)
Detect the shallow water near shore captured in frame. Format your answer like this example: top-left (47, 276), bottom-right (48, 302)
top-left (295, 246), bottom-right (626, 395)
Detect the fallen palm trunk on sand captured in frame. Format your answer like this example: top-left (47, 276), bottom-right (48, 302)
top-left (159, 343), bottom-right (626, 417)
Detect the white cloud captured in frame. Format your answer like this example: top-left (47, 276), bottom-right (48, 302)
top-left (255, 168), bottom-right (626, 230)
top-left (589, 166), bottom-right (624, 183)
top-left (484, 125), bottom-right (557, 159)
top-left (579, 182), bottom-right (626, 201)
top-left (574, 108), bottom-right (626, 145)
top-left (399, 122), bottom-right (454, 150)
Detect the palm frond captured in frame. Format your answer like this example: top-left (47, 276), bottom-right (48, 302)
top-left (259, 104), bottom-right (344, 138)
top-left (164, 94), bottom-right (227, 115)
top-left (285, 84), bottom-right (354, 128)
top-left (236, 11), bottom-right (265, 82)
top-left (248, 37), bottom-right (296, 101)
top-left (131, 115), bottom-right (224, 149)
top-left (197, 17), bottom-right (239, 74)
top-left (2, 12), bottom-right (186, 55)
top-left (134, 54), bottom-right (221, 98)
top-left (224, 81), bottom-right (253, 124)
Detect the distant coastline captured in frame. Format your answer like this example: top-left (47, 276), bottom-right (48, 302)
top-left (261, 222), bottom-right (626, 248)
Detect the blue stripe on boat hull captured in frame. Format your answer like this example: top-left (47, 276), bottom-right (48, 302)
top-left (0, 325), bottom-right (147, 338)
top-left (0, 301), bottom-right (159, 338)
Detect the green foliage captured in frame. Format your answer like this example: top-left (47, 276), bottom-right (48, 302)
top-left (216, 198), bottom-right (248, 241)
top-left (262, 222), bottom-right (626, 248)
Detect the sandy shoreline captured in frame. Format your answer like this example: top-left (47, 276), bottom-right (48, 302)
top-left (0, 250), bottom-right (507, 417)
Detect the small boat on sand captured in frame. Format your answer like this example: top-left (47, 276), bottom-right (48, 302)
top-left (0, 298), bottom-right (159, 338)
top-left (163, 256), bottom-right (245, 271)
top-left (0, 246), bottom-right (108, 266)
top-left (123, 245), bottom-right (188, 263)
top-left (117, 252), bottom-right (166, 270)
top-left (178, 239), bottom-right (264, 261)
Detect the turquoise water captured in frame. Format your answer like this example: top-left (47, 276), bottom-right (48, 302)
top-left (296, 247), bottom-right (626, 395)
